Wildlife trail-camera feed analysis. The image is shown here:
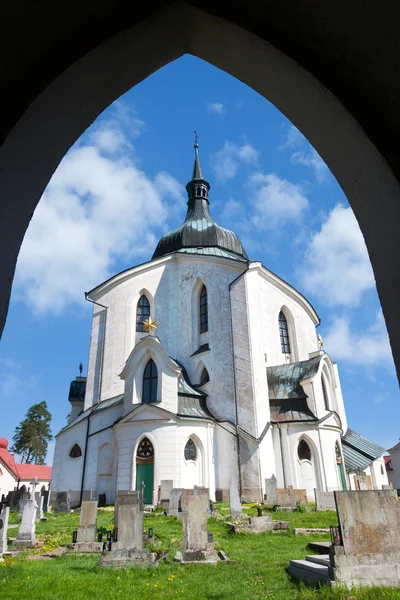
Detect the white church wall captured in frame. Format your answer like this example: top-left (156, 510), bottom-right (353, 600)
top-left (370, 456), bottom-right (389, 489)
top-left (332, 363), bottom-right (347, 433)
top-left (287, 427), bottom-right (324, 500)
top-left (316, 428), bottom-right (344, 491)
top-left (51, 419), bottom-right (88, 504)
top-left (245, 266), bottom-right (271, 436)
top-left (389, 448), bottom-right (400, 489)
top-left (257, 269), bottom-right (318, 367)
top-left (0, 462), bottom-right (17, 498)
top-left (258, 428), bottom-right (276, 494)
top-left (115, 420), bottom-right (215, 503)
top-left (213, 424), bottom-right (238, 496)
top-left (271, 425), bottom-right (285, 488)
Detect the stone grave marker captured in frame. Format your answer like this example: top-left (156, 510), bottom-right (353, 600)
top-left (82, 490), bottom-right (94, 502)
top-left (42, 490), bottom-right (49, 513)
top-left (15, 479), bottom-right (39, 548)
top-left (175, 487), bottom-right (223, 563)
top-left (18, 492), bottom-right (30, 517)
top-left (159, 480), bottom-right (173, 508)
top-left (229, 476), bottom-right (243, 519)
top-left (11, 490), bottom-right (19, 511)
top-left (265, 475), bottom-right (277, 504)
top-left (0, 505), bottom-right (10, 556)
top-left (329, 490), bottom-right (400, 587)
top-left (54, 491), bottom-right (71, 513)
top-left (100, 491), bottom-right (157, 567)
top-left (276, 486), bottom-right (307, 508)
top-left (168, 488), bottom-right (183, 517)
top-left (382, 483), bottom-right (393, 490)
top-left (114, 490), bottom-right (137, 529)
top-left (69, 501), bottom-right (102, 552)
top-left (314, 489), bottom-right (336, 511)
top-left (35, 492), bottom-right (44, 522)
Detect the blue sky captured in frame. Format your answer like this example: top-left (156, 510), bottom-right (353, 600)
top-left (1, 55), bottom-right (398, 462)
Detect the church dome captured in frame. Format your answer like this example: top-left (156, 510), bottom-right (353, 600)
top-left (152, 140), bottom-right (248, 262)
top-left (0, 437), bottom-right (8, 449)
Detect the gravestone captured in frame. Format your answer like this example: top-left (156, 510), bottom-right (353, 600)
top-left (114, 490), bottom-right (138, 529)
top-left (82, 490), bottom-right (94, 502)
top-left (314, 489), bottom-right (336, 511)
top-left (382, 484), bottom-right (393, 490)
top-left (159, 480), bottom-right (173, 508)
top-left (175, 487), bottom-right (221, 563)
top-left (15, 480), bottom-right (39, 548)
top-left (0, 506), bottom-right (10, 556)
top-left (168, 488), bottom-right (183, 517)
top-left (11, 490), bottom-right (19, 511)
top-left (229, 476), bottom-right (243, 519)
top-left (42, 490), bottom-right (49, 513)
top-left (35, 492), bottom-right (44, 521)
top-left (276, 486), bottom-right (307, 508)
top-left (100, 491), bottom-right (156, 567)
top-left (329, 490), bottom-right (400, 587)
top-left (98, 493), bottom-right (106, 507)
top-left (69, 501), bottom-right (102, 552)
top-left (54, 491), bottom-right (71, 513)
top-left (18, 492), bottom-right (30, 517)
top-left (265, 475), bottom-right (277, 504)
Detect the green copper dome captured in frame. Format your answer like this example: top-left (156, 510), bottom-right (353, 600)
top-left (152, 141), bottom-right (248, 262)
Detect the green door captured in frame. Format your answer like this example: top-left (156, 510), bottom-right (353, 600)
top-left (136, 462), bottom-right (154, 504)
top-left (337, 462), bottom-right (347, 490)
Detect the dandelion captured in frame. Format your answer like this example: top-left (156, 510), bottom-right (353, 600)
top-left (154, 584), bottom-right (158, 587)
top-left (27, 576), bottom-right (30, 579)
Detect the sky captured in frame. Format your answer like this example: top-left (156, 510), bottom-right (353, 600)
top-left (0, 55), bottom-right (398, 463)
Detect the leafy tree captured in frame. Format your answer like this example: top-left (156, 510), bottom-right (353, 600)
top-left (11, 401), bottom-right (53, 464)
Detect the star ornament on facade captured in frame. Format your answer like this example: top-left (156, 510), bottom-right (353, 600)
top-left (317, 334), bottom-right (324, 349)
top-left (142, 317), bottom-right (158, 334)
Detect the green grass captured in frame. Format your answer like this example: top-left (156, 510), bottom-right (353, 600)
top-left (1, 508), bottom-right (400, 600)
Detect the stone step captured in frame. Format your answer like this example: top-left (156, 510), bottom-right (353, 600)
top-left (307, 541), bottom-right (331, 554)
top-left (306, 554), bottom-right (330, 567)
top-left (288, 559), bottom-right (331, 585)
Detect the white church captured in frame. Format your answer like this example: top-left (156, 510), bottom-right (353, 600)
top-left (51, 141), bottom-right (388, 506)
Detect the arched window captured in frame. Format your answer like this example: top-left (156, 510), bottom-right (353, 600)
top-left (137, 437), bottom-right (154, 459)
top-left (279, 311), bottom-right (290, 354)
top-left (184, 439), bottom-right (197, 461)
top-left (70, 443), bottom-right (82, 458)
top-left (298, 439), bottom-right (311, 462)
top-left (200, 367), bottom-right (210, 385)
top-left (322, 376), bottom-right (330, 410)
top-left (200, 285), bottom-right (208, 333)
top-left (142, 359), bottom-right (158, 403)
top-left (136, 295), bottom-right (150, 332)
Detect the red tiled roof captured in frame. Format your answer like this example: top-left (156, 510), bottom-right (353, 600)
top-left (0, 439), bottom-right (52, 481)
top-left (384, 455), bottom-right (393, 471)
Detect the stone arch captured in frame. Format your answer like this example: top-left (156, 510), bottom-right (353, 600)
top-left (69, 443), bottom-right (83, 459)
top-left (182, 433), bottom-right (205, 488)
top-left (1, 3), bottom-right (400, 382)
top-left (191, 278), bottom-right (208, 351)
top-left (296, 434), bottom-right (321, 500)
top-left (133, 433), bottom-right (158, 504)
top-left (278, 305), bottom-right (299, 361)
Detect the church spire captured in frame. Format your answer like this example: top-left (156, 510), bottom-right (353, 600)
top-left (192, 131), bottom-right (203, 180)
top-left (186, 132), bottom-right (210, 203)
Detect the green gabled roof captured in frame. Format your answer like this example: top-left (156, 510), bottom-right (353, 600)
top-left (267, 355), bottom-right (323, 400)
top-left (341, 428), bottom-right (386, 473)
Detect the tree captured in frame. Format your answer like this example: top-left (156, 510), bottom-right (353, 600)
top-left (11, 401), bottom-right (53, 464)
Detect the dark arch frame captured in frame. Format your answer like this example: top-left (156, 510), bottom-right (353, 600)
top-left (0, 4), bottom-right (399, 383)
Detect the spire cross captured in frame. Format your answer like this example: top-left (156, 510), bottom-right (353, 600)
top-left (194, 130), bottom-right (198, 148)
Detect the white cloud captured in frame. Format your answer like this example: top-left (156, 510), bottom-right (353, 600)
top-left (207, 103), bottom-right (225, 115)
top-left (323, 311), bottom-right (393, 369)
top-left (212, 141), bottom-right (258, 181)
top-left (279, 124), bottom-right (329, 183)
top-left (0, 358), bottom-right (20, 368)
top-left (291, 149), bottom-right (328, 184)
top-left (249, 173), bottom-right (309, 229)
top-left (300, 204), bottom-right (375, 307)
top-left (15, 119), bottom-right (183, 315)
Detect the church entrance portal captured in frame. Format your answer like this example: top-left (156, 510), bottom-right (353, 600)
top-left (135, 437), bottom-right (154, 504)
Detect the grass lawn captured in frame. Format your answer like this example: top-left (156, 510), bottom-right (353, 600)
top-left (1, 507), bottom-right (400, 600)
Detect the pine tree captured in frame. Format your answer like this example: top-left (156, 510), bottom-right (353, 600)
top-left (11, 401), bottom-right (53, 464)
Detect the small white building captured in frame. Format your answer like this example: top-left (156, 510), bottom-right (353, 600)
top-left (51, 142), bottom-right (388, 506)
top-left (0, 437), bottom-right (52, 499)
top-left (386, 442), bottom-right (400, 491)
